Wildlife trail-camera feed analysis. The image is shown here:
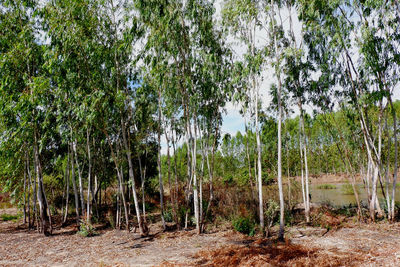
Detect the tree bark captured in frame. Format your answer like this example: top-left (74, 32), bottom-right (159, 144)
top-left (34, 132), bottom-right (51, 236)
top-left (192, 114), bottom-right (200, 234)
top-left (120, 119), bottom-right (145, 236)
top-left (70, 142), bottom-right (80, 223)
top-left (389, 96), bottom-right (398, 221)
top-left (23, 150), bottom-right (27, 224)
top-left (26, 151), bottom-right (32, 229)
top-left (73, 140), bottom-right (85, 216)
top-left (86, 128), bottom-right (92, 222)
top-left (157, 90), bottom-right (166, 231)
top-left (63, 148), bottom-right (70, 224)
top-left (171, 125), bottom-right (181, 229)
top-left (165, 126), bottom-right (178, 228)
top-left (300, 102), bottom-right (310, 223)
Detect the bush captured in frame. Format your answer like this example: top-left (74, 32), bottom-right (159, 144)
top-left (265, 200), bottom-right (279, 235)
top-left (164, 208), bottom-right (174, 223)
top-left (232, 216), bottom-right (256, 236)
top-left (0, 213), bottom-right (19, 221)
top-left (77, 220), bottom-right (98, 237)
top-left (317, 184), bottom-right (337, 189)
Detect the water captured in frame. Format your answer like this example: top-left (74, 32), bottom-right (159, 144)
top-left (263, 183), bottom-right (400, 208)
top-left (310, 183), bottom-right (400, 207)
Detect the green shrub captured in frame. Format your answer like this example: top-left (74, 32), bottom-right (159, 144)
top-left (164, 208), bottom-right (174, 223)
top-left (222, 173), bottom-right (234, 185)
top-left (265, 200), bottom-right (279, 235)
top-left (232, 216), bottom-right (256, 236)
top-left (0, 213), bottom-right (19, 221)
top-left (77, 220), bottom-right (98, 237)
top-left (317, 184), bottom-right (337, 189)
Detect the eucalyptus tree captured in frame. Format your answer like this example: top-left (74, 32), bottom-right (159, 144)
top-left (298, 0), bottom-right (400, 221)
top-left (222, 0), bottom-right (269, 232)
top-left (137, 0), bottom-right (231, 233)
top-left (0, 0), bottom-right (55, 235)
top-left (97, 0), bottom-right (149, 234)
top-left (43, 0), bottom-right (106, 221)
top-left (278, 0), bottom-right (314, 223)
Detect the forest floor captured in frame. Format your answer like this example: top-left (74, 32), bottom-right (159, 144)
top-left (1, 207), bottom-right (400, 266)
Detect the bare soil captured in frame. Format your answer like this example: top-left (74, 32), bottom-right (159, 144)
top-left (1, 208), bottom-right (400, 266)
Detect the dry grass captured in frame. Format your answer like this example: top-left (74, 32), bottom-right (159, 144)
top-left (193, 239), bottom-right (365, 267)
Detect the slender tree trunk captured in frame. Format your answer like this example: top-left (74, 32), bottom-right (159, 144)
top-left (286, 130), bottom-right (291, 209)
top-left (192, 114), bottom-right (200, 234)
top-left (86, 128), bottom-right (92, 222)
top-left (166, 128), bottom-right (178, 228)
top-left (63, 149), bottom-right (70, 224)
top-left (172, 126), bottom-right (180, 229)
top-left (276, 65), bottom-right (285, 240)
top-left (184, 102), bottom-right (192, 230)
top-left (299, 107), bottom-right (306, 214)
top-left (34, 132), bottom-right (51, 236)
top-left (32, 160), bottom-right (38, 230)
top-left (245, 118), bottom-right (256, 200)
top-left (254, 79), bottom-right (264, 232)
top-left (119, 119), bottom-right (145, 236)
top-left (70, 143), bottom-right (80, 223)
top-left (27, 152), bottom-right (31, 229)
top-left (138, 151), bottom-right (147, 222)
top-left (157, 90), bottom-right (166, 231)
top-left (73, 140), bottom-right (85, 216)
top-left (117, 164), bottom-right (129, 229)
top-left (23, 150), bottom-right (27, 224)
top-left (116, 189), bottom-right (120, 230)
top-left (389, 96), bottom-right (398, 221)
top-left (202, 121), bottom-right (219, 230)
top-left (385, 111), bottom-right (392, 220)
top-left (362, 124), bottom-right (378, 221)
top-left (300, 103), bottom-right (310, 223)
top-left (138, 153), bottom-right (147, 222)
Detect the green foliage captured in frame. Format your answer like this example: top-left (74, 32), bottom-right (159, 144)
top-left (0, 213), bottom-right (20, 221)
top-left (231, 216), bottom-right (256, 236)
top-left (77, 220), bottom-right (98, 237)
top-left (317, 184), bottom-right (337, 190)
top-left (264, 199), bottom-right (279, 230)
top-left (164, 207), bottom-right (174, 223)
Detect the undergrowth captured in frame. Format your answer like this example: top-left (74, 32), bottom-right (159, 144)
top-left (317, 184), bottom-right (337, 189)
top-left (77, 220), bottom-right (98, 237)
top-left (231, 216), bottom-right (256, 236)
top-left (0, 213), bottom-right (19, 221)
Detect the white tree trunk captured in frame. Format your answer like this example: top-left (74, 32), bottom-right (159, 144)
top-left (70, 143), bottom-right (80, 223)
top-left (73, 140), bottom-right (85, 215)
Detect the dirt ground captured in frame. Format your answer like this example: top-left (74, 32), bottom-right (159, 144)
top-left (1, 208), bottom-right (400, 267)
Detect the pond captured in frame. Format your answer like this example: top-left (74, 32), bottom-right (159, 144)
top-left (309, 183), bottom-right (400, 207)
top-left (263, 183), bottom-right (400, 208)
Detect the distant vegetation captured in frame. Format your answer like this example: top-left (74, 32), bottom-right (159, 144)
top-left (317, 184), bottom-right (337, 190)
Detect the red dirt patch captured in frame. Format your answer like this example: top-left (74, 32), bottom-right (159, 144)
top-left (192, 240), bottom-right (365, 267)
